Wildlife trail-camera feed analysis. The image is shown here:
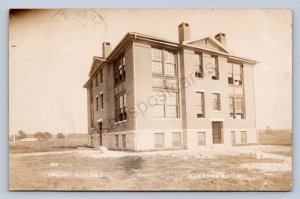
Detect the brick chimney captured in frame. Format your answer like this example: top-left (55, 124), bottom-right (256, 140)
top-left (215, 33), bottom-right (226, 47)
top-left (178, 22), bottom-right (190, 43)
top-left (102, 42), bottom-right (111, 58)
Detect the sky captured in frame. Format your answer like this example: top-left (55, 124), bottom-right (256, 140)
top-left (9, 9), bottom-right (292, 134)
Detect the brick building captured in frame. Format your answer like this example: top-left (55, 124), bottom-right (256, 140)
top-left (83, 22), bottom-right (258, 151)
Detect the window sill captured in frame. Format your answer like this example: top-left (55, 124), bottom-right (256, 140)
top-left (152, 73), bottom-right (177, 78)
top-left (114, 80), bottom-right (126, 88)
top-left (153, 118), bottom-right (181, 120)
top-left (229, 118), bottom-right (245, 120)
top-left (213, 110), bottom-right (222, 113)
top-left (113, 120), bottom-right (127, 125)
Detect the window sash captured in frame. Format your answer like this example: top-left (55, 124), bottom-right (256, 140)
top-left (213, 93), bottom-right (221, 111)
top-left (166, 105), bottom-right (177, 118)
top-left (228, 63), bottom-right (243, 84)
top-left (95, 96), bottom-right (99, 111)
top-left (196, 92), bottom-right (205, 117)
top-left (165, 63), bottom-right (175, 76)
top-left (114, 55), bottom-right (126, 85)
top-left (210, 56), bottom-right (219, 79)
top-left (235, 97), bottom-right (243, 113)
top-left (152, 90), bottom-right (178, 118)
top-left (195, 53), bottom-right (203, 72)
top-left (152, 61), bottom-right (163, 74)
top-left (99, 69), bottom-right (103, 83)
top-left (151, 48), bottom-right (176, 76)
top-left (100, 94), bottom-right (103, 109)
top-left (229, 96), bottom-right (244, 119)
top-left (115, 93), bottom-right (127, 122)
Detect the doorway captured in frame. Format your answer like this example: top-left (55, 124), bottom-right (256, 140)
top-left (212, 121), bottom-right (223, 144)
top-left (98, 122), bottom-right (103, 146)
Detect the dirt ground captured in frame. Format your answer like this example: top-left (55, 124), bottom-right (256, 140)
top-left (9, 145), bottom-right (292, 191)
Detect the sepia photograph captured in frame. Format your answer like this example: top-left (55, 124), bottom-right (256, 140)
top-left (8, 9), bottom-right (292, 191)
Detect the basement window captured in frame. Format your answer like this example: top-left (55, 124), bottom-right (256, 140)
top-left (154, 133), bottom-right (165, 148)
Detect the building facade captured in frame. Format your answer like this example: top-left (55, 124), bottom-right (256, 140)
top-left (84, 22), bottom-right (258, 151)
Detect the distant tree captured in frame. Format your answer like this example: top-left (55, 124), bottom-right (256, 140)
top-left (265, 126), bottom-right (273, 135)
top-left (67, 133), bottom-right (75, 139)
top-left (34, 132), bottom-right (45, 141)
top-left (43, 132), bottom-right (52, 140)
top-left (57, 133), bottom-right (65, 139)
top-left (16, 130), bottom-right (27, 140)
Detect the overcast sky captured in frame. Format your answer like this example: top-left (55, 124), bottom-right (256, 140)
top-left (9, 9), bottom-right (292, 134)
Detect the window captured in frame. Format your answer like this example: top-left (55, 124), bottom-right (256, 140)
top-left (172, 132), bottom-right (181, 147)
top-left (194, 53), bottom-right (203, 78)
top-left (229, 97), bottom-right (235, 118)
top-left (115, 135), bottom-right (119, 148)
top-left (229, 96), bottom-right (245, 119)
top-left (90, 85), bottom-right (94, 128)
top-left (99, 68), bottom-right (103, 84)
top-left (151, 48), bottom-right (178, 118)
top-left (196, 92), bottom-right (205, 118)
top-left (153, 90), bottom-right (178, 118)
top-left (115, 93), bottom-right (127, 122)
top-left (211, 55), bottom-right (219, 80)
top-left (234, 64), bottom-right (242, 85)
top-left (122, 134), bottom-right (126, 149)
top-left (154, 133), bottom-right (164, 148)
top-left (95, 75), bottom-right (98, 87)
top-left (151, 48), bottom-right (176, 76)
top-left (198, 132), bottom-right (206, 146)
top-left (228, 64), bottom-right (234, 84)
top-left (235, 97), bottom-right (244, 119)
top-left (114, 55), bottom-right (126, 85)
top-left (95, 96), bottom-right (99, 111)
top-left (213, 93), bottom-right (221, 111)
top-left (100, 93), bottom-right (103, 110)
top-left (228, 63), bottom-right (243, 85)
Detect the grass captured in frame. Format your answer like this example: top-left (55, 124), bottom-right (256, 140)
top-left (9, 149), bottom-right (292, 191)
top-left (9, 139), bottom-right (88, 154)
top-left (9, 145), bottom-right (85, 154)
top-left (258, 130), bottom-right (292, 146)
top-left (263, 150), bottom-right (292, 157)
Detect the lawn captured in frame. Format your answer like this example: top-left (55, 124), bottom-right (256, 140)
top-left (258, 130), bottom-right (292, 146)
top-left (9, 147), bottom-right (292, 191)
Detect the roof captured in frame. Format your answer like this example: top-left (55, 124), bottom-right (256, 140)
top-left (184, 34), bottom-right (230, 53)
top-left (84, 31), bottom-right (258, 88)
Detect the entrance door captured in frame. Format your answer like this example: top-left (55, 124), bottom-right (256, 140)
top-left (98, 122), bottom-right (102, 146)
top-left (212, 121), bottom-right (223, 144)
